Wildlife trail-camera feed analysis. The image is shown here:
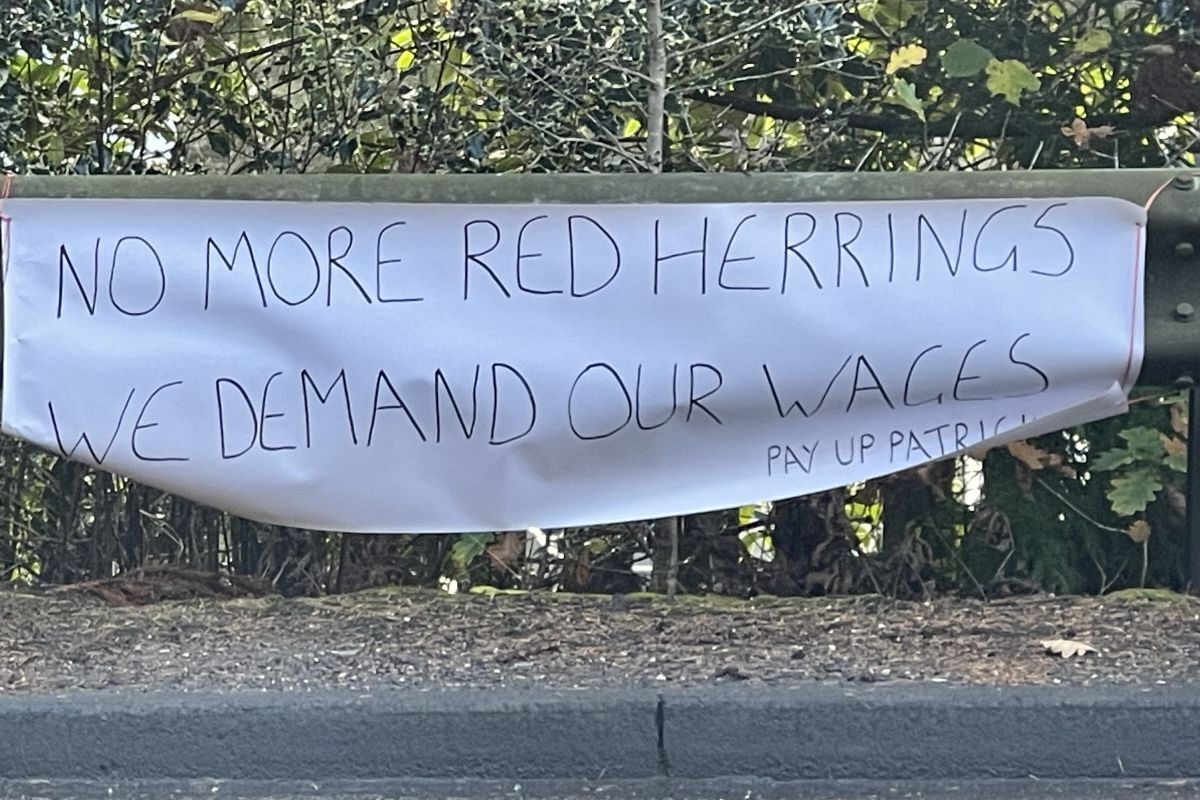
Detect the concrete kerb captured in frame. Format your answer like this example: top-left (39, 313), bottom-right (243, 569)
top-left (1, 684), bottom-right (1199, 783)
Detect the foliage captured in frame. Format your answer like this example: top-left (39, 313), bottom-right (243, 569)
top-left (2, 0), bottom-right (1199, 596)
top-left (1092, 408), bottom-right (1188, 517)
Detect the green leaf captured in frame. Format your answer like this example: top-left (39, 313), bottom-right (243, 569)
top-left (865, 0), bottom-right (928, 29)
top-left (207, 131), bottom-right (230, 158)
top-left (450, 533), bottom-right (491, 568)
top-left (1162, 433), bottom-right (1189, 473)
top-left (1107, 471), bottom-right (1163, 516)
top-left (942, 39), bottom-right (993, 77)
top-left (175, 8), bottom-right (222, 24)
top-left (1090, 447), bottom-right (1133, 472)
top-left (1073, 29), bottom-right (1112, 55)
top-left (738, 503), bottom-right (766, 526)
top-left (1119, 426), bottom-right (1164, 462)
top-left (584, 537), bottom-right (609, 555)
top-left (890, 77), bottom-right (925, 121)
top-left (109, 30), bottom-right (132, 62)
top-left (45, 132), bottom-right (64, 165)
top-left (985, 58), bottom-right (1040, 105)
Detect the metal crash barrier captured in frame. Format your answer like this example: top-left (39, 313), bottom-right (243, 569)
top-left (3, 170), bottom-right (1200, 579)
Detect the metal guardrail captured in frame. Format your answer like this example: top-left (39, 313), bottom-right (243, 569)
top-left (8, 169), bottom-right (1197, 382)
top-left (6, 170), bottom-right (1200, 582)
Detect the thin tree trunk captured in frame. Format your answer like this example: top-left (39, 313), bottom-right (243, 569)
top-left (645, 0), bottom-right (675, 595)
top-left (646, 0), bottom-right (667, 172)
top-left (650, 516), bottom-right (680, 596)
top-left (667, 516), bottom-right (679, 597)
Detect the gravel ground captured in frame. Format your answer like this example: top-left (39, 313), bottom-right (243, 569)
top-left (3, 582), bottom-right (1200, 692)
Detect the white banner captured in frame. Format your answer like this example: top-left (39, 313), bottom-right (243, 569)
top-left (0, 196), bottom-right (1145, 532)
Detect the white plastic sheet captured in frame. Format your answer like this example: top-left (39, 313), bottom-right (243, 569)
top-left (0, 197), bottom-right (1146, 531)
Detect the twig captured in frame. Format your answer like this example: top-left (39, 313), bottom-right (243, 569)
top-left (1026, 139), bottom-right (1045, 170)
top-left (923, 112), bottom-right (962, 171)
top-left (1033, 477), bottom-right (1126, 534)
top-left (990, 547), bottom-right (1014, 586)
top-left (668, 516), bottom-right (680, 598)
top-left (1141, 539), bottom-right (1149, 588)
top-left (854, 133), bottom-right (884, 171)
top-left (929, 524), bottom-right (988, 601)
top-left (672, 4), bottom-right (834, 58)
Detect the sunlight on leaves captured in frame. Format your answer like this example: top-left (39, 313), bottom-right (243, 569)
top-left (1073, 29), bottom-right (1112, 55)
top-left (886, 43), bottom-right (927, 75)
top-left (985, 58), bottom-right (1041, 105)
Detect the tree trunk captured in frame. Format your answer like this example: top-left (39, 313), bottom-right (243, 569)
top-left (769, 490), bottom-right (860, 595)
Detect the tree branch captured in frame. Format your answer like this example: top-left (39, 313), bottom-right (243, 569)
top-left (149, 36), bottom-right (305, 93)
top-left (686, 90), bottom-right (1159, 140)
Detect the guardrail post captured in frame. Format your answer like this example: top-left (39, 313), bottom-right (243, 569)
top-left (1189, 386), bottom-right (1200, 588)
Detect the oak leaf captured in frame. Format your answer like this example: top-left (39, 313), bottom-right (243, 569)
top-left (986, 59), bottom-right (1041, 105)
top-left (1006, 440), bottom-right (1077, 478)
top-left (1161, 433), bottom-right (1187, 458)
top-left (886, 43), bottom-right (928, 75)
top-left (1107, 471), bottom-right (1163, 516)
top-left (1060, 117), bottom-right (1114, 149)
top-left (1171, 403), bottom-right (1187, 436)
top-left (1073, 29), bottom-right (1112, 55)
top-left (487, 531), bottom-right (525, 567)
top-left (1007, 440), bottom-right (1052, 470)
top-left (890, 77), bottom-right (925, 120)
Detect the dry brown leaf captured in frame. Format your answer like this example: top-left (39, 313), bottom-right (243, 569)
top-left (1161, 433), bottom-right (1187, 459)
top-left (1006, 440), bottom-right (1077, 479)
top-left (1007, 440), bottom-right (1050, 470)
top-left (1041, 638), bottom-right (1098, 658)
top-left (1171, 403), bottom-right (1188, 436)
top-left (1126, 519), bottom-right (1152, 544)
top-left (1061, 117), bottom-right (1115, 149)
top-left (487, 531), bottom-right (525, 568)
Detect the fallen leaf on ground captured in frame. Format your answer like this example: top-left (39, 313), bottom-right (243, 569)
top-left (1041, 639), bottom-right (1098, 658)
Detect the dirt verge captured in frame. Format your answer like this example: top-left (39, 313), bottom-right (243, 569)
top-left (3, 583), bottom-right (1199, 692)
